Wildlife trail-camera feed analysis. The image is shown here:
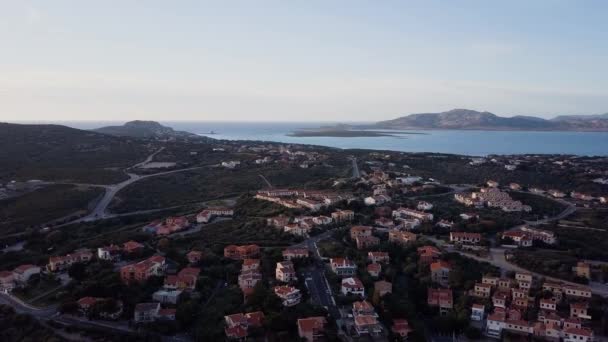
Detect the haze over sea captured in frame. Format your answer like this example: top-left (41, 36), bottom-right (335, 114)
top-left (48, 121), bottom-right (608, 157)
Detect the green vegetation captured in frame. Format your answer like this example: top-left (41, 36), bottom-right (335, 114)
top-left (0, 185), bottom-right (103, 235)
top-left (0, 123), bottom-right (150, 184)
top-left (510, 249), bottom-right (584, 283)
top-left (110, 163), bottom-right (348, 213)
top-left (0, 305), bottom-right (64, 342)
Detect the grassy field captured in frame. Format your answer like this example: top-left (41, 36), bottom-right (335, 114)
top-left (0, 185), bottom-right (103, 235)
top-left (109, 163), bottom-right (349, 213)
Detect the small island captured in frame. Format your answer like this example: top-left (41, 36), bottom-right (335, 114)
top-left (288, 125), bottom-right (427, 138)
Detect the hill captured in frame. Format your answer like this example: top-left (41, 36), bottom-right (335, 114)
top-left (93, 120), bottom-right (200, 139)
top-left (0, 122), bottom-right (150, 184)
top-left (375, 109), bottom-right (608, 131)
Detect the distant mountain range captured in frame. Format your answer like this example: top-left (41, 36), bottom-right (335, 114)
top-left (374, 109), bottom-right (608, 131)
top-left (93, 120), bottom-right (200, 138)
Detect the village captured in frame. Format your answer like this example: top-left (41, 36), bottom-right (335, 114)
top-left (1, 142), bottom-right (608, 342)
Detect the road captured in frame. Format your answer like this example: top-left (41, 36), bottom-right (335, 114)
top-left (294, 231), bottom-right (341, 319)
top-left (350, 157), bottom-right (360, 179)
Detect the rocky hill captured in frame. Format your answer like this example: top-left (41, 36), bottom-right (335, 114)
top-left (94, 120), bottom-right (199, 139)
top-left (375, 109), bottom-right (608, 131)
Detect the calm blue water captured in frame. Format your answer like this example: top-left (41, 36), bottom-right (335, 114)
top-left (26, 121), bottom-right (608, 156)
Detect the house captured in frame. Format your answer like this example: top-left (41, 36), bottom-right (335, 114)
top-left (436, 220), bottom-right (454, 229)
top-left (367, 263), bottom-right (381, 278)
top-left (77, 296), bottom-right (100, 312)
top-left (297, 316), bottom-right (327, 342)
top-left (473, 283), bottom-right (492, 298)
top-left (282, 248), bottom-right (309, 260)
top-left (564, 327), bottom-right (594, 342)
top-left (540, 297), bottom-right (558, 311)
top-left (47, 249), bottom-right (93, 272)
top-left (388, 231), bottom-right (417, 245)
top-left (224, 312), bottom-right (265, 340)
top-left (354, 314), bottom-right (383, 336)
top-left (502, 231), bottom-right (533, 247)
top-left (12, 264), bottom-right (41, 283)
top-left (341, 277), bottom-right (365, 297)
top-left (573, 262), bottom-right (591, 279)
top-left (417, 201), bottom-right (433, 211)
top-left (97, 245), bottom-right (121, 261)
top-left (242, 259), bottom-right (260, 272)
top-left (165, 267), bottom-right (200, 290)
top-left (562, 284), bottom-right (592, 299)
top-left (392, 319), bottom-right (412, 340)
top-left (374, 280), bottom-right (392, 297)
top-left (331, 209), bottom-right (354, 223)
top-left (145, 217), bottom-right (189, 235)
top-left (486, 311), bottom-right (506, 337)
top-left (238, 270), bottom-right (262, 290)
top-left (509, 183), bottom-right (522, 190)
top-left (428, 288), bottom-right (453, 315)
top-left (267, 215), bottom-right (290, 229)
top-left (487, 180), bottom-right (499, 188)
top-left (221, 161), bottom-right (240, 169)
top-left (120, 255), bottom-right (166, 284)
top-left (417, 246), bottom-right (441, 265)
top-left (330, 258), bottom-right (356, 277)
top-left (482, 275), bottom-right (499, 287)
top-left (158, 308), bottom-right (176, 320)
top-left (356, 236), bottom-right (379, 250)
top-left (186, 251), bottom-right (203, 264)
top-left (152, 289), bottom-right (182, 305)
top-left (392, 207), bottom-right (433, 221)
top-left (515, 272), bottom-right (532, 285)
top-left (274, 285), bottom-right (302, 307)
top-left (430, 261), bottom-right (451, 287)
top-left (450, 232), bottom-right (481, 245)
top-left (122, 241), bottom-right (144, 255)
top-left (224, 245), bottom-right (260, 260)
top-left (471, 304), bottom-right (485, 321)
top-left (570, 302), bottom-right (591, 320)
top-left (0, 271), bottom-right (15, 292)
top-left (350, 225), bottom-right (373, 240)
top-left (520, 226), bottom-right (557, 245)
top-left (134, 302), bottom-right (161, 323)
top-left (460, 213), bottom-right (478, 221)
top-left (492, 292), bottom-right (508, 309)
top-left (276, 261), bottom-right (297, 282)
top-left (368, 251), bottom-right (389, 264)
top-left (196, 207), bottom-right (234, 223)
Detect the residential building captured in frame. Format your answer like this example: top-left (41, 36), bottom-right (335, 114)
top-left (573, 262), bottom-right (591, 279)
top-left (450, 232), bottom-right (481, 245)
top-left (331, 210), bottom-right (354, 223)
top-left (473, 283), bottom-right (492, 298)
top-left (297, 316), bottom-right (326, 342)
top-left (133, 302), bottom-right (161, 323)
top-left (392, 319), bottom-right (412, 340)
top-left (274, 285), bottom-right (302, 307)
top-left (356, 236), bottom-right (379, 250)
top-left (428, 288), bottom-right (453, 315)
top-left (389, 231), bottom-right (417, 245)
top-left (374, 280), bottom-right (392, 297)
top-left (471, 304), bottom-right (485, 321)
top-left (224, 312), bottom-right (265, 340)
top-left (186, 251), bottom-right (203, 264)
top-left (224, 244), bottom-right (260, 260)
top-left (152, 289), bottom-right (182, 305)
top-left (350, 225), bottom-right (373, 240)
top-left (12, 264), bottom-right (41, 283)
top-left (367, 263), bottom-right (381, 278)
top-left (430, 261), bottom-right (451, 287)
top-left (276, 261), bottom-right (297, 282)
top-left (47, 249), bottom-right (93, 272)
top-left (330, 258), bottom-right (356, 277)
top-left (120, 255), bottom-right (166, 284)
top-left (282, 248), bottom-right (309, 260)
top-left (392, 207), bottom-right (433, 221)
top-left (368, 251), bottom-right (389, 264)
top-left (341, 277), bottom-right (365, 297)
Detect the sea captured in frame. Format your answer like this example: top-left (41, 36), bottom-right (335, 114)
top-left (31, 121), bottom-right (608, 157)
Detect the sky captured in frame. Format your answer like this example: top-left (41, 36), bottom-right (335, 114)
top-left (1, 0), bottom-right (607, 122)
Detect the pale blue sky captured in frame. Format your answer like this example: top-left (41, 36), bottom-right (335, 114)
top-left (1, 0), bottom-right (607, 121)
